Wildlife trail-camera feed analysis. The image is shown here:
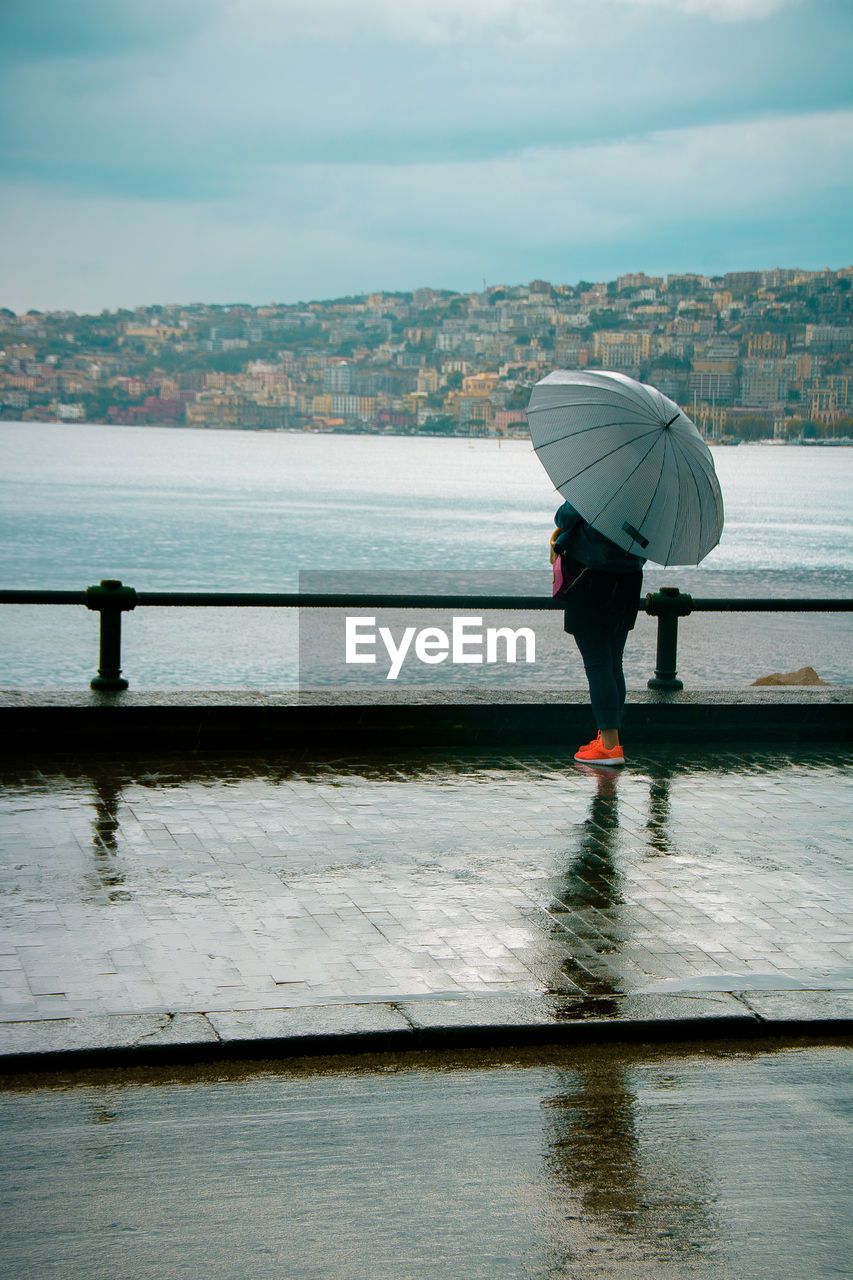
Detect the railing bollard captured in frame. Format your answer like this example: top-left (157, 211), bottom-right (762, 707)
top-left (645, 587), bottom-right (693, 691)
top-left (85, 580), bottom-right (137, 691)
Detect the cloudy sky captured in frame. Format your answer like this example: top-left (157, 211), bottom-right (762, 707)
top-left (1, 0), bottom-right (851, 312)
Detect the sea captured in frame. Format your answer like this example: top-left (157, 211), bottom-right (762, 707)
top-left (1, 422), bottom-right (851, 690)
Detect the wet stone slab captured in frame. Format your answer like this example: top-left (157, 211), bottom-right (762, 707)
top-left (0, 994), bottom-right (766, 1067)
top-left (550, 991), bottom-right (759, 1026)
top-left (0, 1012), bottom-right (218, 1058)
top-left (396, 991), bottom-right (760, 1041)
top-left (206, 1002), bottom-right (411, 1046)
top-left (397, 995), bottom-right (565, 1031)
top-left (737, 989), bottom-right (853, 1027)
top-left (0, 744), bottom-right (851, 1057)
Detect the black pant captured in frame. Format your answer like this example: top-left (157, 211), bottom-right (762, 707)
top-left (560, 560), bottom-right (642, 732)
top-left (571, 619), bottom-right (631, 732)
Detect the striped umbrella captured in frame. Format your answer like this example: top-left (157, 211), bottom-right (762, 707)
top-left (526, 369), bottom-right (724, 565)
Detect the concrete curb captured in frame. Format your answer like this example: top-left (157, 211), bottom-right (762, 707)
top-left (1, 687), bottom-right (851, 751)
top-left (2, 992), bottom-right (851, 1074)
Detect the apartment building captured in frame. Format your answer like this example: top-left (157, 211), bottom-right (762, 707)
top-left (740, 357), bottom-right (798, 407)
top-left (323, 363), bottom-right (352, 393)
top-left (592, 330), bottom-right (652, 370)
top-left (689, 369), bottom-right (736, 405)
top-left (747, 332), bottom-right (789, 357)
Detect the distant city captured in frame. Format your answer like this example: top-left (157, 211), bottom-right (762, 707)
top-left (2, 265), bottom-right (852, 442)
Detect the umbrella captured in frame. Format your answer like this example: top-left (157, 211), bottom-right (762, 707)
top-left (526, 369), bottom-right (724, 566)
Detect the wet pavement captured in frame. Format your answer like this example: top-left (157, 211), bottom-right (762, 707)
top-left (0, 744), bottom-right (851, 1063)
top-left (1, 1041), bottom-right (851, 1279)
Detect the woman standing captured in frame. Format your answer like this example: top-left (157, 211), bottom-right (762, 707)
top-left (551, 499), bottom-right (645, 766)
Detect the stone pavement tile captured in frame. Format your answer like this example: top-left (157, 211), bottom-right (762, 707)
top-left (398, 995), bottom-right (559, 1030)
top-left (736, 989), bottom-right (853, 1027)
top-left (206, 1003), bottom-right (411, 1045)
top-left (333, 991), bottom-right (759, 1045)
top-left (552, 991), bottom-right (759, 1028)
top-left (1, 747), bottom-right (851, 1035)
top-left (0, 1012), bottom-right (217, 1059)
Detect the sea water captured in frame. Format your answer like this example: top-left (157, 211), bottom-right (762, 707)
top-left (1, 423), bottom-right (851, 688)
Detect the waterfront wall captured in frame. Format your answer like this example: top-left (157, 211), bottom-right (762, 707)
top-left (1, 688), bottom-right (849, 754)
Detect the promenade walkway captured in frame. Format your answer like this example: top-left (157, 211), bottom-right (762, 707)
top-left (1, 742), bottom-right (851, 1068)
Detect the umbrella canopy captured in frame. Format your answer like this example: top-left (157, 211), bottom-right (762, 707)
top-left (527, 369), bottom-right (724, 566)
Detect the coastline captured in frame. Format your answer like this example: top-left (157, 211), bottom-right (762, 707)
top-left (3, 417), bottom-right (851, 444)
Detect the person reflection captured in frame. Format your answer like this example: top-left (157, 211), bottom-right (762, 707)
top-left (540, 1052), bottom-right (716, 1269)
top-left (538, 769), bottom-right (715, 1269)
top-left (91, 772), bottom-right (130, 902)
top-left (646, 759), bottom-right (676, 856)
top-left (546, 766), bottom-right (625, 1002)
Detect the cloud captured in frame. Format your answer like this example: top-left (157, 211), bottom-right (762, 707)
top-left (513, 107), bottom-right (853, 240)
top-left (617, 0), bottom-right (798, 18)
top-left (223, 0), bottom-right (801, 43)
top-left (268, 106), bottom-right (853, 251)
top-left (0, 0), bottom-right (209, 66)
top-left (3, 106), bottom-right (850, 312)
top-left (238, 0), bottom-right (546, 42)
top-left (0, 0), bottom-right (850, 308)
top-left (2, 0), bottom-right (850, 201)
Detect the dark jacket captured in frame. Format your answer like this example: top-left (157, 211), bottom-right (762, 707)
top-left (553, 502), bottom-right (644, 636)
top-left (553, 501), bottom-right (646, 573)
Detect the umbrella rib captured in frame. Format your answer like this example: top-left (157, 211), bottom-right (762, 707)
top-left (527, 393), bottom-right (660, 424)
top-left (662, 433), bottom-right (684, 565)
top-left (527, 414), bottom-right (653, 445)
top-left (673, 431), bottom-right (715, 560)
top-left (533, 418), bottom-right (658, 452)
top-left (624, 430), bottom-right (670, 553)
top-left (590, 431), bottom-right (666, 534)
top-left (667, 434), bottom-right (704, 563)
top-left (547, 426), bottom-right (664, 488)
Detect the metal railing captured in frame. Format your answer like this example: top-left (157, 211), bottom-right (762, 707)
top-left (0, 579), bottom-right (850, 692)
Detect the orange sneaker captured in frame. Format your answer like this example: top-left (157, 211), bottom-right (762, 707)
top-left (574, 737), bottom-right (625, 766)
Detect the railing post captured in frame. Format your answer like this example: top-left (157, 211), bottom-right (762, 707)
top-left (645, 587), bottom-right (693, 691)
top-left (86, 580), bottom-right (137, 691)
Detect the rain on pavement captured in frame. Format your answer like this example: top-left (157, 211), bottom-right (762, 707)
top-left (1, 746), bottom-right (852, 1018)
top-left (1, 745), bottom-right (851, 1277)
top-left (1, 1041), bottom-right (851, 1280)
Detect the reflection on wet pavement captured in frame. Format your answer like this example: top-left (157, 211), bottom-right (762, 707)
top-left (91, 776), bottom-right (130, 902)
top-left (546, 769), bottom-right (625, 999)
top-left (0, 747), bottom-right (851, 1021)
top-left (0, 1042), bottom-right (850, 1279)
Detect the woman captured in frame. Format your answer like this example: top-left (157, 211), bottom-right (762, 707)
top-left (551, 500), bottom-right (645, 766)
